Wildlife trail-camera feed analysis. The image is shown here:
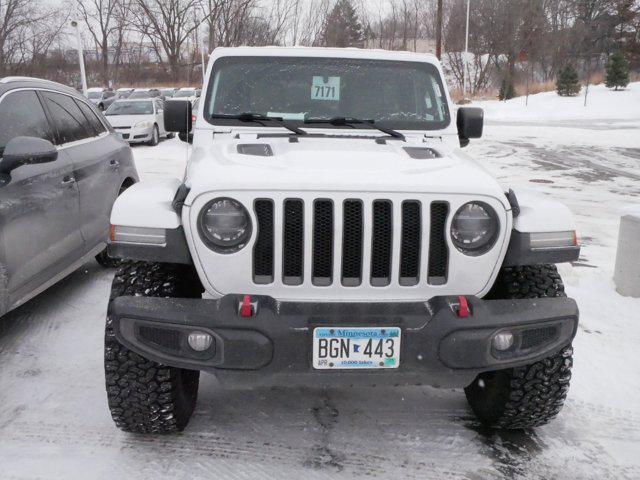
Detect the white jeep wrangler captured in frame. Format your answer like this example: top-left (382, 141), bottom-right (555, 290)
top-left (105, 47), bottom-right (580, 433)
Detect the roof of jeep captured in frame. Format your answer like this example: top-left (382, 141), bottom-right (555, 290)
top-left (210, 46), bottom-right (439, 63)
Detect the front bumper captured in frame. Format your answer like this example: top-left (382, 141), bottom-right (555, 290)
top-left (109, 295), bottom-right (578, 388)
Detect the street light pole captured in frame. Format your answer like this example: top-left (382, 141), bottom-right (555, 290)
top-left (201, 40), bottom-right (206, 81)
top-left (463, 0), bottom-right (470, 97)
top-left (71, 20), bottom-right (88, 95)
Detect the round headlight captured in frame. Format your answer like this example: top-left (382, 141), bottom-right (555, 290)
top-left (198, 198), bottom-right (251, 253)
top-left (451, 202), bottom-right (499, 255)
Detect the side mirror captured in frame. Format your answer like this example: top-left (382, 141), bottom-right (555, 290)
top-left (457, 107), bottom-right (483, 147)
top-left (0, 136), bottom-right (58, 174)
top-left (164, 100), bottom-right (192, 134)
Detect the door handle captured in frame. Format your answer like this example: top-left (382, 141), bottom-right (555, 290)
top-left (61, 175), bottom-right (75, 186)
top-left (109, 160), bottom-right (120, 168)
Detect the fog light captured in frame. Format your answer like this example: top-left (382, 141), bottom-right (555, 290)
top-left (492, 331), bottom-right (514, 351)
top-left (187, 331), bottom-right (213, 352)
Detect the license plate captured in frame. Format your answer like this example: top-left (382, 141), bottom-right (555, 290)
top-left (312, 327), bottom-right (401, 369)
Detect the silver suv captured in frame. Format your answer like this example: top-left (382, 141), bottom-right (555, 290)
top-left (0, 77), bottom-right (138, 316)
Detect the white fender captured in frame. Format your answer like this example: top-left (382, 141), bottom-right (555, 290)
top-left (511, 189), bottom-right (576, 233)
top-left (110, 178), bottom-right (182, 229)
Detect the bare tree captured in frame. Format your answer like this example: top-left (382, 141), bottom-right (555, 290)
top-left (76, 0), bottom-right (132, 86)
top-left (133, 0), bottom-right (211, 81)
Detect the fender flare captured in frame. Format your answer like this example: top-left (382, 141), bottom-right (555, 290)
top-left (110, 178), bottom-right (182, 229)
top-left (503, 189), bottom-right (579, 266)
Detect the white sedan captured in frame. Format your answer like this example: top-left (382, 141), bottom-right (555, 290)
top-left (104, 98), bottom-right (172, 146)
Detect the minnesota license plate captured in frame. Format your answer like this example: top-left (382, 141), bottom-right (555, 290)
top-left (312, 327), bottom-right (401, 369)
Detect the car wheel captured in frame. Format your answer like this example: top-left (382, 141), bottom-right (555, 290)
top-left (105, 261), bottom-right (204, 433)
top-left (464, 265), bottom-right (573, 429)
top-left (148, 125), bottom-right (159, 146)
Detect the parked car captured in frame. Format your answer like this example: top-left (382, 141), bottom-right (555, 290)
top-left (104, 98), bottom-right (172, 146)
top-left (116, 87), bottom-right (135, 98)
top-left (105, 47), bottom-right (580, 433)
top-left (0, 76), bottom-right (138, 317)
top-left (171, 87), bottom-right (199, 105)
top-left (128, 88), bottom-right (163, 100)
top-left (86, 87), bottom-right (119, 111)
top-left (160, 88), bottom-right (177, 98)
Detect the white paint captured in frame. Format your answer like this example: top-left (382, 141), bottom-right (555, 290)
top-left (110, 178), bottom-right (182, 229)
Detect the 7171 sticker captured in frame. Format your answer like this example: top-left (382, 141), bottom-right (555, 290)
top-left (311, 76), bottom-right (340, 101)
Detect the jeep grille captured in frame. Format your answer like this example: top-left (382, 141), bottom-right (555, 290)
top-left (252, 198), bottom-right (449, 288)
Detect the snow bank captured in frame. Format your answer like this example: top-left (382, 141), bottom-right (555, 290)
top-left (471, 81), bottom-right (640, 122)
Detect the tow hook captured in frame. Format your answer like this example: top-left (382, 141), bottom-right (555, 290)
top-left (454, 296), bottom-right (470, 318)
top-left (239, 295), bottom-right (258, 317)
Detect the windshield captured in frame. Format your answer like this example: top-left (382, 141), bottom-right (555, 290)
top-left (87, 92), bottom-right (102, 99)
top-left (105, 101), bottom-right (153, 115)
top-left (205, 56), bottom-right (450, 131)
top-left (174, 90), bottom-right (195, 98)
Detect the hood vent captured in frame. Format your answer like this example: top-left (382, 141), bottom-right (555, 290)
top-left (237, 143), bottom-right (274, 156)
top-left (403, 147), bottom-right (440, 159)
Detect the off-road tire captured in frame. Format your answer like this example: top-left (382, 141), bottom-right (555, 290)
top-left (465, 264), bottom-right (574, 429)
top-left (105, 261), bottom-right (204, 433)
top-left (148, 125), bottom-right (159, 146)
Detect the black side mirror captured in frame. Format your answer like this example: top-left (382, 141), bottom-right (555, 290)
top-left (164, 100), bottom-right (192, 134)
top-left (0, 136), bottom-right (58, 174)
top-left (457, 107), bottom-right (484, 147)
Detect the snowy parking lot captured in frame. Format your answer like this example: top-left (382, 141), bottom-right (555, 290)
top-left (1, 83), bottom-right (640, 479)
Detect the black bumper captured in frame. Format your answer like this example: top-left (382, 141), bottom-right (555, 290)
top-left (109, 295), bottom-right (578, 388)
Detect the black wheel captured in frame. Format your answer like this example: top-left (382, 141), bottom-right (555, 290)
top-left (147, 125), bottom-right (159, 146)
top-left (167, 132), bottom-right (175, 139)
top-left (465, 265), bottom-right (574, 429)
top-left (104, 261), bottom-right (204, 433)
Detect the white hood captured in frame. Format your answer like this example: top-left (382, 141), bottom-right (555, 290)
top-left (105, 113), bottom-right (155, 128)
top-left (184, 135), bottom-right (508, 206)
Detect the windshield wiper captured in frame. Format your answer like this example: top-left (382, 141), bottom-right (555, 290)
top-left (210, 112), bottom-right (307, 136)
top-left (304, 117), bottom-right (405, 141)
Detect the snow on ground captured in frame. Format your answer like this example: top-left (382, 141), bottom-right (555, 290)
top-left (1, 85), bottom-right (640, 480)
top-left (474, 81), bottom-right (640, 122)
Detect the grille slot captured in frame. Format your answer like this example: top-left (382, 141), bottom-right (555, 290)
top-left (250, 197), bottom-right (452, 288)
top-left (521, 326), bottom-right (558, 349)
top-left (313, 200), bottom-right (334, 286)
top-left (282, 199), bottom-right (304, 285)
top-left (428, 202), bottom-right (449, 284)
top-left (253, 199), bottom-right (274, 284)
top-left (371, 200), bottom-right (393, 286)
top-left (400, 201), bottom-right (421, 286)
top-left (342, 200), bottom-right (364, 286)
top-left (138, 326), bottom-right (181, 352)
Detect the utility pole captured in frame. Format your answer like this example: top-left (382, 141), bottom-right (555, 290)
top-left (201, 40), bottom-right (206, 81)
top-left (436, 0), bottom-right (443, 60)
top-left (71, 20), bottom-right (88, 95)
top-left (463, 0), bottom-right (470, 96)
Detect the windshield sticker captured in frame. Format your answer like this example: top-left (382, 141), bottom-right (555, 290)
top-left (267, 112), bottom-right (306, 120)
top-left (311, 76), bottom-right (340, 101)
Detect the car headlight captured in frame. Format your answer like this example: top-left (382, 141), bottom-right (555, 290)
top-left (198, 198), bottom-right (251, 253)
top-left (134, 120), bottom-right (151, 129)
top-left (451, 202), bottom-right (499, 255)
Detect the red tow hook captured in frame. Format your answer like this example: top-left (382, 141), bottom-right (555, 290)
top-left (457, 296), bottom-right (470, 318)
top-left (239, 295), bottom-right (254, 317)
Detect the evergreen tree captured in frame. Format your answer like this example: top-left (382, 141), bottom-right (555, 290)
top-left (498, 78), bottom-right (515, 100)
top-left (321, 0), bottom-right (364, 48)
top-left (605, 52), bottom-right (630, 91)
top-left (556, 65), bottom-right (580, 97)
